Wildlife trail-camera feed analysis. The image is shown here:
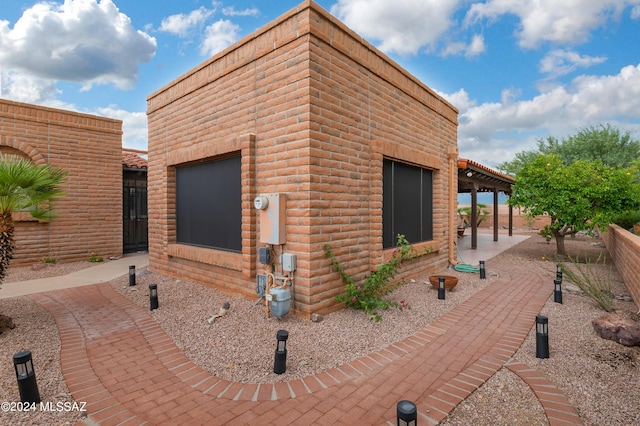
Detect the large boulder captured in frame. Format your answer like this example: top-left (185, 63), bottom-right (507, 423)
top-left (0, 314), bottom-right (15, 333)
top-left (592, 314), bottom-right (640, 347)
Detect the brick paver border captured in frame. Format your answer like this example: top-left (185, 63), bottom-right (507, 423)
top-left (30, 258), bottom-right (585, 425)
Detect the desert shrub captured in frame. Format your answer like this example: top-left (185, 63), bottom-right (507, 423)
top-left (324, 234), bottom-right (430, 322)
top-left (611, 210), bottom-right (640, 231)
top-left (560, 252), bottom-right (613, 312)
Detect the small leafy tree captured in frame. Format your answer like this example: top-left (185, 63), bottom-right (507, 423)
top-left (498, 124), bottom-right (640, 176)
top-left (0, 155), bottom-right (67, 283)
top-left (324, 235), bottom-right (430, 321)
top-left (509, 154), bottom-right (640, 256)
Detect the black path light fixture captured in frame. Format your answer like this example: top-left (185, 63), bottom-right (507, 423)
top-left (535, 315), bottom-right (549, 359)
top-left (129, 265), bottom-right (136, 287)
top-left (273, 329), bottom-right (288, 374)
top-left (149, 283), bottom-right (159, 311)
top-left (13, 350), bottom-right (41, 403)
top-left (437, 276), bottom-right (445, 300)
top-left (554, 278), bottom-right (563, 304)
top-left (397, 400), bottom-right (417, 425)
top-left (479, 260), bottom-right (486, 279)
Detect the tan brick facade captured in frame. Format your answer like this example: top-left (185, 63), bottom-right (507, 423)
top-left (147, 1), bottom-right (459, 317)
top-left (0, 99), bottom-right (123, 265)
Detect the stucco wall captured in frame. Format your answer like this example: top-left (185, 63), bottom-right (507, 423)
top-left (601, 224), bottom-right (640, 309)
top-left (146, 1), bottom-right (458, 316)
top-left (0, 99), bottom-right (123, 265)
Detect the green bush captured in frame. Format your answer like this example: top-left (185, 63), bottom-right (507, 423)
top-left (539, 225), bottom-right (553, 242)
top-left (324, 234), bottom-right (430, 322)
top-left (611, 210), bottom-right (640, 231)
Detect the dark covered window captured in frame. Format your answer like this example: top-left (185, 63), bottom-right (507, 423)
top-left (383, 159), bottom-right (433, 248)
top-left (176, 154), bottom-right (241, 252)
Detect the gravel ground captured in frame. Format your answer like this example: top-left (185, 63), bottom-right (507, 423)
top-left (0, 232), bottom-right (638, 425)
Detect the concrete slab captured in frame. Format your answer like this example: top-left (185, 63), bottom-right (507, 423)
top-left (0, 252), bottom-right (149, 299)
top-left (456, 230), bottom-right (530, 267)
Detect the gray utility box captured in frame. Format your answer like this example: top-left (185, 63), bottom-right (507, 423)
top-left (269, 287), bottom-right (291, 317)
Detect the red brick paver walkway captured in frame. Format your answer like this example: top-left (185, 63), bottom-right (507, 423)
top-left (30, 258), bottom-right (583, 425)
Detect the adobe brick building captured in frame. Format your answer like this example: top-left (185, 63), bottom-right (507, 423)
top-left (147, 1), bottom-right (459, 317)
top-left (0, 99), bottom-right (122, 265)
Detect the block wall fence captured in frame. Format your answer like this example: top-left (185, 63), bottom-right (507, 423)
top-left (601, 224), bottom-right (640, 309)
top-left (147, 1), bottom-right (459, 317)
top-left (0, 99), bottom-right (123, 265)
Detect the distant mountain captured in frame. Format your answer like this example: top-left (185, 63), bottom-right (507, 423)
top-left (458, 192), bottom-right (509, 206)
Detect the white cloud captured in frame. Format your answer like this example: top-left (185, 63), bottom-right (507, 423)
top-left (442, 34), bottom-right (486, 58)
top-left (633, 5), bottom-right (640, 18)
top-left (465, 0), bottom-right (640, 48)
top-left (440, 63), bottom-right (640, 166)
top-left (0, 0), bottom-right (156, 90)
top-left (96, 106), bottom-right (148, 150)
top-left (539, 49), bottom-right (607, 78)
top-left (200, 20), bottom-right (240, 57)
top-left (159, 6), bottom-right (243, 57)
top-left (0, 70), bottom-right (60, 104)
top-left (331, 0), bottom-right (463, 55)
top-left (222, 7), bottom-right (260, 17)
top-left (159, 7), bottom-right (215, 37)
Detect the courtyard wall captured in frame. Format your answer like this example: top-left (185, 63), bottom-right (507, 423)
top-left (601, 224), bottom-right (640, 309)
top-left (0, 99), bottom-right (123, 265)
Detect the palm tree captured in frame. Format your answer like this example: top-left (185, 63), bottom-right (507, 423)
top-left (0, 155), bottom-right (67, 283)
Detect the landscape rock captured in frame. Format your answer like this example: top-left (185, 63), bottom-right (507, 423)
top-left (592, 313), bottom-right (640, 347)
top-left (0, 314), bottom-right (15, 333)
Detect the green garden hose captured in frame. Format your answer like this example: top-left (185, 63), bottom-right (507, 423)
top-left (453, 243), bottom-right (480, 273)
top-left (454, 263), bottom-right (480, 273)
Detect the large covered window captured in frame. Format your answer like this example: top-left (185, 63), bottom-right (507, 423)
top-left (176, 154), bottom-right (241, 252)
top-left (383, 159), bottom-right (433, 248)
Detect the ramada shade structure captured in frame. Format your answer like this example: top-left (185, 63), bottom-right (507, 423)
top-left (457, 158), bottom-right (516, 249)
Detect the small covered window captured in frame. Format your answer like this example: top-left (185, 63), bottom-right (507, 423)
top-left (382, 159), bottom-right (433, 248)
top-left (176, 154), bottom-right (241, 252)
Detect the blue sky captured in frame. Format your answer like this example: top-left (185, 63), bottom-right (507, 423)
top-left (1, 0), bottom-right (639, 168)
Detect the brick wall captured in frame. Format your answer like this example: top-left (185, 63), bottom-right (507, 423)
top-left (0, 99), bottom-right (123, 265)
top-left (475, 206), bottom-right (552, 231)
top-left (147, 1), bottom-right (458, 316)
top-left (601, 224), bottom-right (640, 309)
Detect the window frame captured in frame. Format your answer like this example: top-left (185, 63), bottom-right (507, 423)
top-left (175, 154), bottom-right (242, 253)
top-left (382, 158), bottom-right (434, 249)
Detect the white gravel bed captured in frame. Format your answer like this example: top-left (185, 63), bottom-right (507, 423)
top-left (110, 267), bottom-right (496, 385)
top-left (3, 261), bottom-right (95, 283)
top-left (0, 297), bottom-right (86, 426)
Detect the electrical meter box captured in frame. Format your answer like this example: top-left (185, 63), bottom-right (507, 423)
top-left (256, 274), bottom-right (266, 296)
top-left (257, 193), bottom-right (286, 245)
top-left (269, 287), bottom-right (291, 317)
top-left (282, 253), bottom-right (296, 272)
top-left (259, 247), bottom-right (270, 265)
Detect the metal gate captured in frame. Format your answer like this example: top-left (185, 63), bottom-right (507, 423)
top-left (123, 171), bottom-right (148, 253)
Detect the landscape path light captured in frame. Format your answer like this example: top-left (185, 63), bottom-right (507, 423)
top-left (149, 283), bottom-right (159, 311)
top-left (274, 329), bottom-right (288, 374)
top-left (479, 260), bottom-right (486, 279)
top-left (554, 278), bottom-right (563, 304)
top-left (536, 315), bottom-right (549, 359)
top-left (13, 350), bottom-right (40, 403)
top-left (397, 400), bottom-right (417, 425)
top-left (437, 276), bottom-right (445, 300)
top-left (129, 265), bottom-right (136, 287)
